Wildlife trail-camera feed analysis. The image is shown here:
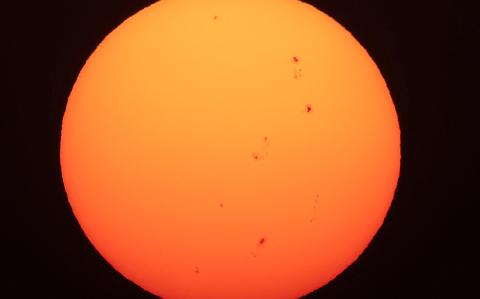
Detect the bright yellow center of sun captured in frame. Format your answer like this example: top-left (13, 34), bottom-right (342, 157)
top-left (60, 0), bottom-right (401, 298)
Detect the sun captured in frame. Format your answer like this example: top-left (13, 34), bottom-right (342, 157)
top-left (60, 0), bottom-right (400, 298)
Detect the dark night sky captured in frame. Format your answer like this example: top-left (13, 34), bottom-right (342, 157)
top-left (3, 0), bottom-right (475, 298)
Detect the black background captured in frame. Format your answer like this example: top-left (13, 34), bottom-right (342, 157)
top-left (3, 0), bottom-right (475, 298)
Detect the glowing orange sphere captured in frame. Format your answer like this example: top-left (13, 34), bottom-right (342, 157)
top-left (60, 0), bottom-right (400, 298)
